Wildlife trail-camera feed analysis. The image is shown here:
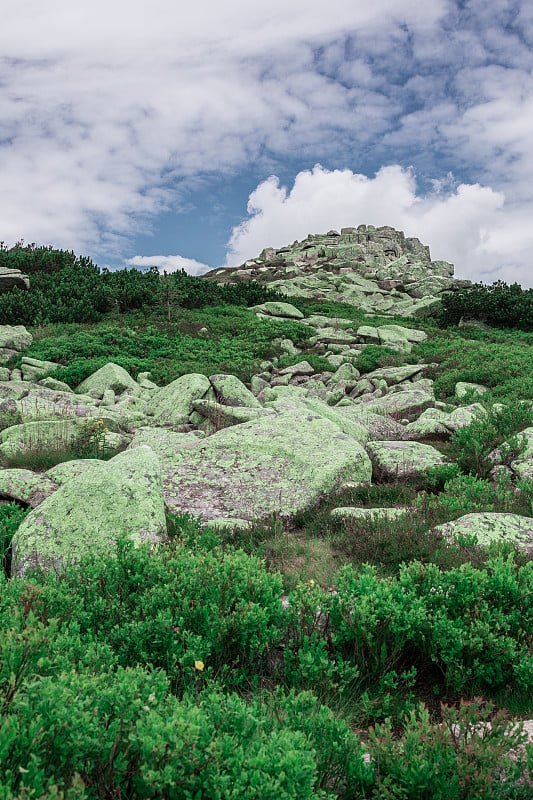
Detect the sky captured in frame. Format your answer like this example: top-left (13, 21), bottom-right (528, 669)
top-left (1, 1), bottom-right (533, 286)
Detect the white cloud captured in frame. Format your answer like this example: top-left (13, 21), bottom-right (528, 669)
top-left (0, 0), bottom-right (445, 255)
top-left (226, 165), bottom-right (533, 288)
top-left (1, 0), bottom-right (533, 291)
top-left (125, 255), bottom-right (212, 276)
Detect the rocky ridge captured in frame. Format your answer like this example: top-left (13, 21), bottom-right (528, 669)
top-left (205, 225), bottom-right (469, 317)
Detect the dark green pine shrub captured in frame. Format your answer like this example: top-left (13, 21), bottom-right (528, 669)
top-left (440, 281), bottom-right (533, 331)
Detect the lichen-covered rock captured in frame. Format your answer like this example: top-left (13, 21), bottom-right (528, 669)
top-left (279, 360), bottom-right (315, 377)
top-left (249, 301), bottom-right (304, 319)
top-left (340, 408), bottom-right (407, 441)
top-left (147, 408), bottom-right (372, 523)
top-left (330, 506), bottom-right (411, 521)
top-left (366, 440), bottom-right (448, 481)
top-left (192, 400), bottom-right (273, 430)
top-left (0, 419), bottom-right (80, 461)
top-left (360, 388), bottom-right (435, 420)
top-left (0, 266), bottom-right (29, 292)
top-left (209, 374), bottom-right (261, 407)
top-left (76, 362), bottom-right (139, 399)
top-left (434, 513), bottom-right (533, 553)
top-left (0, 469), bottom-right (59, 507)
top-left (378, 324), bottom-right (427, 344)
top-left (404, 408), bottom-right (452, 438)
top-left (205, 226), bottom-right (456, 316)
top-left (149, 373), bottom-right (213, 427)
top-left (21, 356), bottom-right (60, 382)
top-left (0, 325), bottom-right (32, 364)
top-left (11, 446), bottom-right (167, 577)
top-left (455, 382), bottom-right (489, 400)
top-left (363, 364), bottom-right (428, 385)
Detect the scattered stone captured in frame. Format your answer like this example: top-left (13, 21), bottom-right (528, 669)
top-left (0, 468), bottom-right (59, 507)
top-left (330, 506), bottom-right (412, 521)
top-left (366, 440), bottom-right (448, 481)
top-left (0, 419), bottom-right (80, 462)
top-left (0, 325), bottom-right (32, 364)
top-left (76, 362), bottom-right (139, 399)
top-left (455, 382), bottom-right (489, 400)
top-left (361, 388), bottom-right (435, 420)
top-left (150, 373), bottom-right (213, 427)
top-left (192, 400), bottom-right (273, 430)
top-left (21, 356), bottom-right (60, 382)
top-left (209, 374), bottom-right (261, 407)
top-left (0, 265), bottom-right (30, 293)
top-left (250, 301), bottom-right (304, 319)
top-left (279, 360), bottom-right (315, 377)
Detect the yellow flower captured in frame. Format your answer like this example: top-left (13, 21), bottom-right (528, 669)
top-left (194, 660), bottom-right (205, 672)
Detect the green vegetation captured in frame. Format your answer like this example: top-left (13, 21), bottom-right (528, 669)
top-left (1, 245), bottom-right (533, 797)
top-left (19, 309), bottom-right (308, 386)
top-left (440, 281), bottom-right (533, 330)
top-left (0, 243), bottom-right (286, 326)
top-left (411, 326), bottom-right (533, 403)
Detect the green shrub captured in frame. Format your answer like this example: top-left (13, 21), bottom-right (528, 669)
top-left (440, 280), bottom-right (533, 330)
top-left (23, 309), bottom-right (309, 386)
top-left (0, 668), bottom-right (325, 800)
top-left (0, 502), bottom-right (28, 578)
top-left (0, 242), bottom-right (289, 327)
top-left (355, 345), bottom-right (396, 374)
top-left (368, 701), bottom-right (528, 800)
top-left (450, 403), bottom-right (531, 477)
top-left (328, 556), bottom-right (533, 694)
top-left (412, 328), bottom-right (533, 403)
top-left (12, 539), bottom-right (285, 692)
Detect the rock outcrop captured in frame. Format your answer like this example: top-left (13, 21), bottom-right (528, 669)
top-left (205, 225), bottom-right (466, 317)
top-left (0, 265), bottom-right (30, 293)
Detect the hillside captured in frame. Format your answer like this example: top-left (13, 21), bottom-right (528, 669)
top-left (1, 235), bottom-right (533, 798)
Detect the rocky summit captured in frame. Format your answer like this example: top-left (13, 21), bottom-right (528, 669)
top-left (205, 224), bottom-right (469, 317)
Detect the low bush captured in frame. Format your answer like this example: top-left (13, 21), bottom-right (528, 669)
top-left (449, 403), bottom-right (532, 477)
top-left (328, 556), bottom-right (533, 694)
top-left (412, 328), bottom-right (533, 403)
top-left (440, 281), bottom-right (533, 330)
top-left (368, 700), bottom-right (529, 800)
top-left (0, 502), bottom-right (28, 578)
top-left (1, 668), bottom-right (329, 800)
top-left (2, 538), bottom-right (285, 693)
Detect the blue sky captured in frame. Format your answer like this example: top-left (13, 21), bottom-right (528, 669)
top-left (2, 1), bottom-right (533, 286)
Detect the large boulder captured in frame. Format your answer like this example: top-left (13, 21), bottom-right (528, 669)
top-left (11, 446), bottom-right (167, 576)
top-left (21, 356), bottom-right (60, 382)
top-left (209, 374), bottom-right (261, 407)
top-left (366, 440), bottom-right (448, 481)
top-left (249, 301), bottom-right (304, 319)
top-left (360, 388), bottom-right (435, 420)
top-left (0, 266), bottom-right (29, 293)
top-left (0, 419), bottom-right (80, 462)
top-left (135, 408), bottom-right (372, 524)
